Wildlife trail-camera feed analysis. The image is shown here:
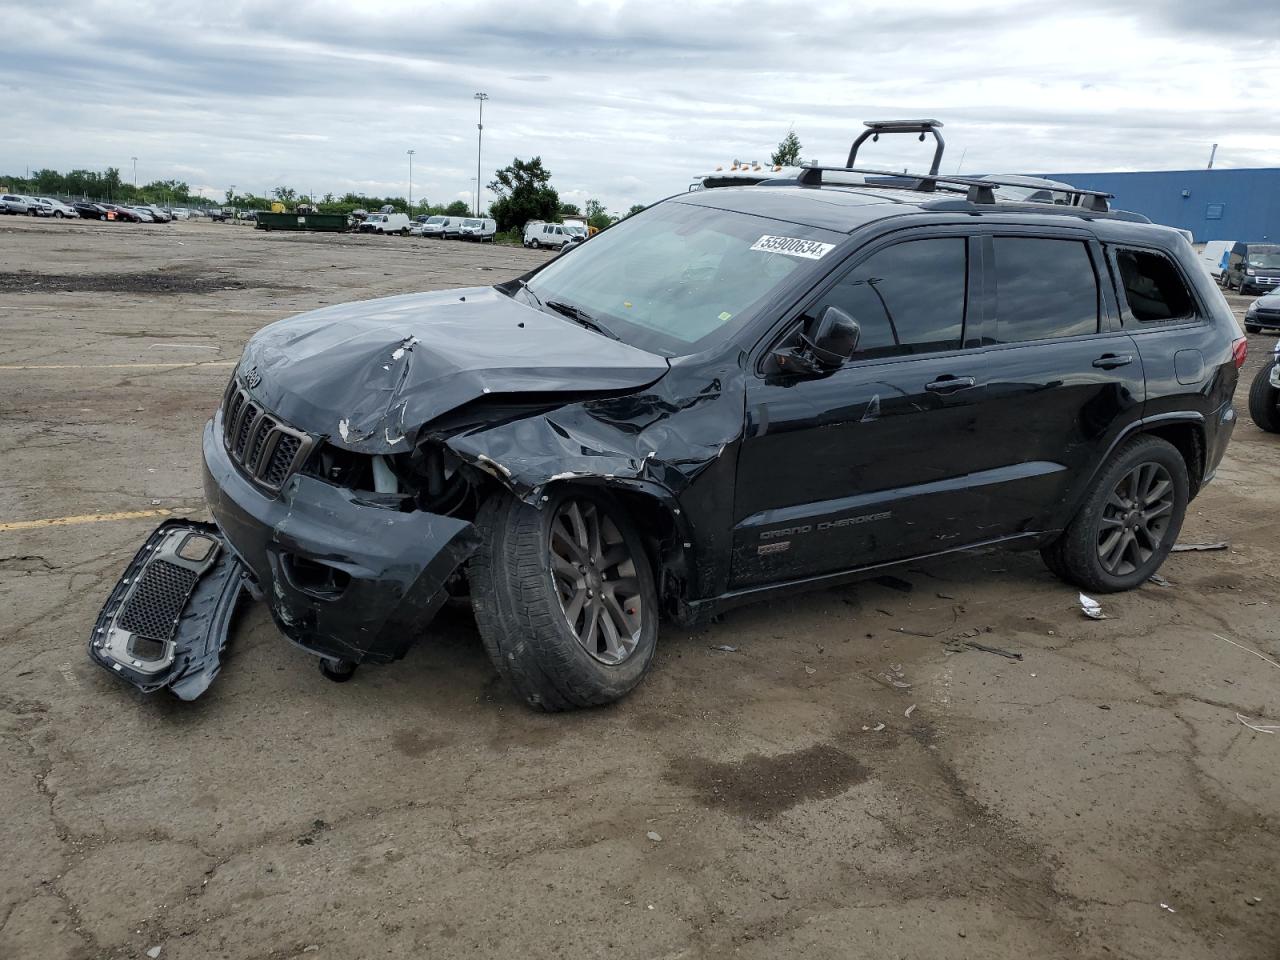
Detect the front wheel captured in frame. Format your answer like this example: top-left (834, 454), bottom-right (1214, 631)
top-left (1041, 435), bottom-right (1188, 592)
top-left (470, 489), bottom-right (659, 711)
top-left (1248, 361), bottom-right (1280, 432)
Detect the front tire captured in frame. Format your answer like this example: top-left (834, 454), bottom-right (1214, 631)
top-left (1248, 361), bottom-right (1280, 433)
top-left (1041, 435), bottom-right (1188, 592)
top-left (470, 489), bottom-right (659, 711)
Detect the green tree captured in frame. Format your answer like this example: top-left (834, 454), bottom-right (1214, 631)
top-left (444, 199), bottom-right (471, 217)
top-left (272, 186), bottom-right (297, 204)
top-left (625, 203), bottom-right (647, 218)
top-left (558, 201), bottom-right (581, 217)
top-left (585, 198), bottom-right (612, 231)
top-left (488, 156), bottom-right (560, 233)
top-left (770, 129), bottom-right (802, 167)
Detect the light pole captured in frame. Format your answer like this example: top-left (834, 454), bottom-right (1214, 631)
top-left (474, 92), bottom-right (488, 216)
top-left (130, 156), bottom-right (137, 191)
top-left (407, 149), bottom-right (415, 212)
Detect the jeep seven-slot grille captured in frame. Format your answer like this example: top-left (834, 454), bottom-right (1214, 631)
top-left (221, 379), bottom-right (313, 491)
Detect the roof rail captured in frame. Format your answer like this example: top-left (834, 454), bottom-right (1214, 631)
top-left (848, 120), bottom-right (946, 177)
top-left (795, 165), bottom-right (1113, 212)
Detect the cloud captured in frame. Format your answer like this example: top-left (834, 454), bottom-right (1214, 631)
top-left (0, 0), bottom-right (1276, 212)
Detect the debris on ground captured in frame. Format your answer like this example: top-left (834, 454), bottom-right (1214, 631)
top-left (1148, 573), bottom-right (1173, 587)
top-left (961, 640), bottom-right (1023, 661)
top-left (804, 665), bottom-right (816, 676)
top-left (872, 723), bottom-right (886, 732)
top-left (1159, 902), bottom-right (1176, 913)
top-left (904, 704), bottom-right (917, 718)
top-left (646, 831), bottom-right (662, 842)
top-left (868, 664), bottom-right (912, 690)
top-left (1236, 713), bottom-right (1280, 735)
top-left (1213, 634), bottom-right (1280, 672)
top-left (1079, 593), bottom-right (1106, 620)
top-left (146, 948), bottom-right (162, 959)
top-left (709, 644), bottom-right (738, 653)
top-left (1171, 541), bottom-right (1229, 552)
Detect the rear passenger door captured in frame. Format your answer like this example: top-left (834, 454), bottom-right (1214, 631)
top-left (973, 231), bottom-right (1144, 536)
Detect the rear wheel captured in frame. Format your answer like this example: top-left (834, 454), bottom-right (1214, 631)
top-left (1247, 323), bottom-right (1262, 333)
top-left (470, 489), bottom-right (659, 710)
top-left (1248, 361), bottom-right (1280, 433)
top-left (1041, 435), bottom-right (1188, 592)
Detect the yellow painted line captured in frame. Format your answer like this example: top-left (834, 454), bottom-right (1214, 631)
top-left (0, 508), bottom-right (173, 532)
top-left (0, 361), bottom-right (236, 370)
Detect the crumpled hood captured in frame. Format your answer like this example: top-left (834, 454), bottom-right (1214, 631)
top-left (240, 286), bottom-right (670, 453)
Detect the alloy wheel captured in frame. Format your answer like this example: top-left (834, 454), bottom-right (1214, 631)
top-left (549, 498), bottom-right (644, 665)
top-left (1096, 462), bottom-right (1175, 575)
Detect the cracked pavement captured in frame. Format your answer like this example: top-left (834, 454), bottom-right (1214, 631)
top-left (1, 217), bottom-right (1277, 959)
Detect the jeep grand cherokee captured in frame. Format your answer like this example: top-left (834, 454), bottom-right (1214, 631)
top-left (90, 146), bottom-right (1244, 710)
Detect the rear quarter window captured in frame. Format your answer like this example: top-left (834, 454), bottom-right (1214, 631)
top-left (992, 237), bottom-right (1099, 343)
top-left (1112, 248), bottom-right (1197, 323)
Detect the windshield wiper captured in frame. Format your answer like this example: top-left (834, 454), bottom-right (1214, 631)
top-left (514, 278), bottom-right (543, 309)
top-left (544, 300), bottom-right (621, 341)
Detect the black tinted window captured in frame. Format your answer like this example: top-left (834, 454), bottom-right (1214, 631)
top-left (815, 238), bottom-right (967, 359)
top-left (993, 238), bottom-right (1098, 342)
top-left (1114, 249), bottom-right (1196, 322)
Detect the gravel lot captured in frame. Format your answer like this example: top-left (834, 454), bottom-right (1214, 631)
top-left (1, 216), bottom-right (1277, 960)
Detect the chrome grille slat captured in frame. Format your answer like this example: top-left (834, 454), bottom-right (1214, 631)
top-left (220, 378), bottom-right (313, 492)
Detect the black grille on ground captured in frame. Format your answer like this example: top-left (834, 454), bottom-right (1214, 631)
top-left (117, 559), bottom-right (199, 643)
top-left (221, 379), bottom-right (313, 491)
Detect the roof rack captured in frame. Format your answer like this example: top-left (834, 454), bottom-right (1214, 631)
top-left (849, 120), bottom-right (946, 175)
top-left (795, 165), bottom-right (1114, 212)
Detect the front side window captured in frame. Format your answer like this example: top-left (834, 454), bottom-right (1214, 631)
top-left (523, 199), bottom-right (840, 356)
top-left (1114, 248), bottom-right (1196, 322)
top-left (807, 238), bottom-right (968, 360)
top-left (992, 237), bottom-right (1099, 343)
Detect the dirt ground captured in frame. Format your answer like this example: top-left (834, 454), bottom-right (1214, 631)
top-left (1, 216), bottom-right (1277, 960)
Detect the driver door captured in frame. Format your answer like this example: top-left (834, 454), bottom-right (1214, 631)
top-left (730, 232), bottom-right (989, 588)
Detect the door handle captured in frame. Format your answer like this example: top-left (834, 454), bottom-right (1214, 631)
top-left (1092, 354), bottom-right (1135, 369)
top-left (925, 375), bottom-right (976, 394)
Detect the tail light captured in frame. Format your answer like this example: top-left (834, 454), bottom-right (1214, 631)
top-left (1232, 337), bottom-right (1248, 369)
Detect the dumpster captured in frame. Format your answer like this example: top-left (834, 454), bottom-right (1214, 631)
top-left (256, 211), bottom-right (350, 232)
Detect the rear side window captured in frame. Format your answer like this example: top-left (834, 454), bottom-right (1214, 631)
top-left (812, 238), bottom-right (967, 360)
top-left (992, 237), bottom-right (1099, 342)
top-left (1113, 248), bottom-right (1196, 322)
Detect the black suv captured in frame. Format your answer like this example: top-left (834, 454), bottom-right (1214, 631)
top-left (91, 124), bottom-right (1245, 710)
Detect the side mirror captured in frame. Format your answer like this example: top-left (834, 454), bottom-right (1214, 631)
top-left (773, 306), bottom-right (860, 375)
top-left (803, 305), bottom-right (860, 368)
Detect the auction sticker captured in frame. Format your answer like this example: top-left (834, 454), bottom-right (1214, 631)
top-left (750, 235), bottom-right (835, 259)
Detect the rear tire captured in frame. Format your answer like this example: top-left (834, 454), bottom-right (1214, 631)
top-left (1246, 323), bottom-right (1262, 333)
top-left (1041, 435), bottom-right (1188, 592)
top-left (1248, 361), bottom-right (1280, 433)
top-left (470, 489), bottom-right (659, 711)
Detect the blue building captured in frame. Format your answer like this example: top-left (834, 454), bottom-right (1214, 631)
top-left (1036, 168), bottom-right (1280, 244)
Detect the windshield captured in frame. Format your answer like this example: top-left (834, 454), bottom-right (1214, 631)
top-left (462, 219), bottom-right (482, 228)
top-left (426, 216), bottom-right (444, 224)
top-left (522, 199), bottom-right (842, 356)
top-left (1246, 245), bottom-right (1280, 268)
top-left (566, 225), bottom-right (586, 235)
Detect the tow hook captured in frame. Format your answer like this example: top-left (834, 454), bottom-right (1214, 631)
top-left (319, 657), bottom-right (358, 683)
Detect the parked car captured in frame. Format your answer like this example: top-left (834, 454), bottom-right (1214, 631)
top-left (1221, 241), bottom-right (1280, 293)
top-left (1249, 341), bottom-right (1280, 432)
top-left (1197, 240), bottom-right (1234, 281)
top-left (73, 201), bottom-right (109, 220)
top-left (1, 194), bottom-right (33, 214)
top-left (357, 212), bottom-right (411, 235)
top-left (459, 217), bottom-right (497, 241)
top-left (1244, 288), bottom-right (1280, 334)
top-left (127, 206), bottom-right (156, 223)
top-left (92, 131), bottom-right (1245, 711)
top-left (523, 221), bottom-right (577, 249)
top-left (36, 197), bottom-right (79, 218)
top-left (132, 204), bottom-right (172, 223)
top-left (100, 204), bottom-right (142, 223)
top-left (420, 215), bottom-right (463, 238)
top-left (170, 207), bottom-right (191, 220)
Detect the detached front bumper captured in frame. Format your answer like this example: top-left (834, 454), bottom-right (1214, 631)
top-left (201, 415), bottom-right (480, 665)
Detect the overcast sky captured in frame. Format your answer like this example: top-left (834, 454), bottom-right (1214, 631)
top-left (2, 0), bottom-right (1277, 211)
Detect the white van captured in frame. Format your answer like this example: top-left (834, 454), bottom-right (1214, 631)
top-left (421, 216), bottom-right (464, 238)
top-left (358, 212), bottom-right (411, 235)
top-left (523, 221), bottom-right (577, 249)
top-left (459, 217), bottom-right (497, 242)
top-left (1199, 240), bottom-right (1235, 281)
